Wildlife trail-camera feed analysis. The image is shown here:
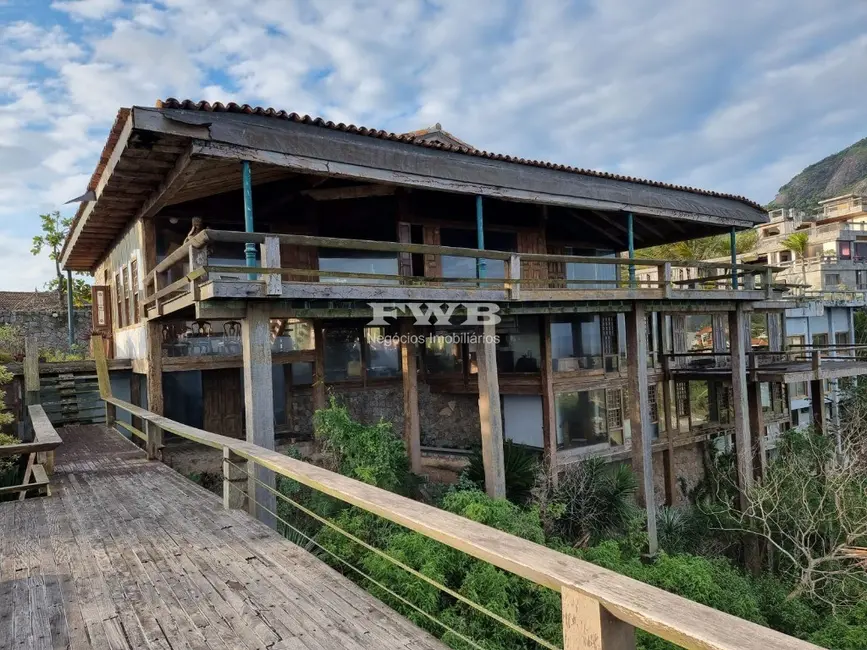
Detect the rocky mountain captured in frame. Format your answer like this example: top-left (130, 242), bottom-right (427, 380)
top-left (770, 136), bottom-right (867, 210)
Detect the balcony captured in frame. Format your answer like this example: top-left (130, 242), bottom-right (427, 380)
top-left (141, 229), bottom-right (780, 319)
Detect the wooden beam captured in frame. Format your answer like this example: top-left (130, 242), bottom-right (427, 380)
top-left (400, 320), bottom-right (422, 474)
top-left (242, 303), bottom-right (277, 529)
top-left (476, 322), bottom-right (506, 499)
top-left (313, 321), bottom-right (327, 417)
top-left (301, 184), bottom-right (396, 201)
top-left (626, 303), bottom-right (657, 555)
top-left (592, 211), bottom-right (644, 242)
top-left (810, 379), bottom-right (826, 434)
top-left (135, 145), bottom-right (204, 219)
top-left (568, 210), bottom-right (623, 247)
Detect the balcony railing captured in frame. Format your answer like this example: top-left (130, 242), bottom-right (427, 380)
top-left (141, 229), bottom-right (780, 316)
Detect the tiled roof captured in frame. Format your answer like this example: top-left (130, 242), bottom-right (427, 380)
top-left (0, 291), bottom-right (62, 312)
top-left (158, 98), bottom-right (766, 212)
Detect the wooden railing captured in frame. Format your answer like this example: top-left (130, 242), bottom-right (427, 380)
top-left (142, 229), bottom-right (781, 314)
top-left (0, 405), bottom-right (62, 499)
top-left (92, 367), bottom-right (817, 648)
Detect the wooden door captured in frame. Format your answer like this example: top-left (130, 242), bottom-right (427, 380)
top-left (202, 369), bottom-right (244, 438)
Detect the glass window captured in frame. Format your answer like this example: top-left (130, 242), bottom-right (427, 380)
top-left (835, 331), bottom-right (850, 346)
top-left (856, 242), bottom-right (867, 261)
top-left (684, 315), bottom-right (713, 351)
top-left (425, 333), bottom-right (463, 373)
top-left (825, 273), bottom-right (841, 288)
top-left (838, 241), bottom-right (852, 260)
top-left (790, 381), bottom-right (808, 398)
top-left (858, 270), bottom-right (867, 289)
top-left (564, 248), bottom-right (617, 289)
top-left (319, 249), bottom-right (399, 284)
top-left (324, 328), bottom-right (362, 381)
top-left (551, 315), bottom-right (602, 371)
top-left (273, 320), bottom-right (315, 352)
top-left (689, 380), bottom-right (709, 425)
top-left (555, 389), bottom-right (608, 449)
top-left (495, 316), bottom-right (541, 372)
top-left (813, 333), bottom-right (828, 347)
top-left (291, 362), bottom-right (313, 385)
top-left (365, 327), bottom-right (400, 378)
top-left (440, 228), bottom-right (515, 280)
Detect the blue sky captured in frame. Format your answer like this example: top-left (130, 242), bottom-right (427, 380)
top-left (2, 0), bottom-right (867, 289)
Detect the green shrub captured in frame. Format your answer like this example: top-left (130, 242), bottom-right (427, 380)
top-left (0, 432), bottom-right (20, 488)
top-left (465, 440), bottom-right (539, 504)
top-left (0, 325), bottom-right (23, 360)
top-left (809, 600), bottom-right (867, 649)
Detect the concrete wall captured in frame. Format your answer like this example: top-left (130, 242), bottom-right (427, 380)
top-left (0, 306), bottom-right (91, 354)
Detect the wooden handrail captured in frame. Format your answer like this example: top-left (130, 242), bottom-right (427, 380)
top-left (99, 393), bottom-right (817, 650)
top-left (0, 405), bottom-right (63, 457)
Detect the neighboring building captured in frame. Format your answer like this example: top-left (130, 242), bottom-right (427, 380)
top-left (62, 99), bottom-right (841, 548)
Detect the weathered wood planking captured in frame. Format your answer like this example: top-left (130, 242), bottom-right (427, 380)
top-left (0, 423), bottom-right (450, 649)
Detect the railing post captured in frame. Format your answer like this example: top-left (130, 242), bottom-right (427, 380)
top-left (744, 271), bottom-right (755, 290)
top-left (562, 588), bottom-right (636, 650)
top-left (657, 263), bottom-right (671, 298)
top-left (23, 335), bottom-right (40, 441)
top-left (145, 420), bottom-right (163, 460)
top-left (261, 236), bottom-right (283, 296)
top-left (506, 254), bottom-right (521, 300)
top-left (188, 244), bottom-right (209, 300)
top-left (764, 268), bottom-right (774, 298)
top-left (812, 349), bottom-right (821, 371)
top-left (223, 447), bottom-right (248, 510)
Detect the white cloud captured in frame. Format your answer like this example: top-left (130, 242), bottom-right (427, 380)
top-left (2, 0), bottom-right (867, 289)
top-left (0, 230), bottom-right (59, 292)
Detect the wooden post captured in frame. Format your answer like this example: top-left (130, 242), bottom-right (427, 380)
top-left (312, 320), bottom-right (327, 417)
top-left (223, 447), bottom-right (248, 510)
top-left (399, 320), bottom-right (422, 474)
top-left (242, 303), bottom-right (277, 528)
top-left (146, 321), bottom-right (164, 415)
top-left (747, 381), bottom-right (766, 481)
top-left (562, 588), bottom-right (636, 650)
top-left (540, 315), bottom-right (558, 481)
top-left (476, 322), bottom-right (506, 499)
top-left (657, 262), bottom-right (671, 298)
top-left (145, 420), bottom-right (163, 461)
top-left (729, 304), bottom-right (754, 511)
top-left (506, 254), bottom-right (521, 299)
top-left (810, 379), bottom-right (826, 434)
top-left (188, 243), bottom-right (209, 300)
top-left (23, 336), bottom-right (40, 441)
top-left (261, 236), bottom-right (283, 296)
top-left (626, 303), bottom-right (657, 555)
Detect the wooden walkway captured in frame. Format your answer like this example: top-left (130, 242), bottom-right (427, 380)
top-left (0, 424), bottom-right (448, 650)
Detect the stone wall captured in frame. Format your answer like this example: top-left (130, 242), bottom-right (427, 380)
top-left (650, 442), bottom-right (706, 506)
top-left (0, 307), bottom-right (91, 354)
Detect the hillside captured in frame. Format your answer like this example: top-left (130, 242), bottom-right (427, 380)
top-left (770, 136), bottom-right (867, 210)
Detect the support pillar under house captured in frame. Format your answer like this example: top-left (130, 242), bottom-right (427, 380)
top-left (243, 303), bottom-right (277, 528)
top-left (626, 302), bottom-right (657, 555)
top-left (729, 304), bottom-right (754, 510)
top-left (400, 320), bottom-right (422, 474)
top-left (476, 322), bottom-right (506, 499)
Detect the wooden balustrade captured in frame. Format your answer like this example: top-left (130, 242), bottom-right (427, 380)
top-left (140, 229), bottom-right (781, 315)
top-left (0, 405), bottom-right (63, 498)
top-left (97, 389), bottom-right (818, 649)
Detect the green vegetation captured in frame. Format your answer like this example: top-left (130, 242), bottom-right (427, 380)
top-left (637, 229), bottom-right (756, 262)
top-left (31, 211), bottom-right (91, 307)
top-left (271, 400), bottom-right (867, 650)
top-left (769, 136), bottom-right (867, 211)
top-left (465, 440), bottom-right (539, 504)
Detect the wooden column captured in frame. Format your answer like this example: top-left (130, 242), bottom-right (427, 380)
top-left (242, 303), bottom-right (277, 528)
top-left (312, 320), bottom-right (327, 418)
top-left (729, 304), bottom-right (754, 511)
top-left (626, 303), bottom-right (657, 555)
top-left (540, 315), bottom-right (558, 480)
top-left (747, 381), bottom-right (766, 481)
top-left (400, 320), bottom-right (422, 474)
top-left (562, 588), bottom-right (636, 650)
top-left (146, 320), bottom-right (163, 415)
top-left (476, 323), bottom-right (506, 499)
top-left (810, 378), bottom-right (826, 434)
top-left (23, 336), bottom-right (40, 441)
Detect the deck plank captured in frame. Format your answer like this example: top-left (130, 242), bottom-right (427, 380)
top-left (0, 424), bottom-right (450, 650)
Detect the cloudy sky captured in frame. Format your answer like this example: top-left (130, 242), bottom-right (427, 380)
top-left (2, 0), bottom-right (867, 289)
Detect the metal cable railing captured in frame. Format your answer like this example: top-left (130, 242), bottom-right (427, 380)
top-left (225, 460), bottom-right (561, 650)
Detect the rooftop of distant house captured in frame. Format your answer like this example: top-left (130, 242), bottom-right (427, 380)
top-left (0, 291), bottom-right (61, 312)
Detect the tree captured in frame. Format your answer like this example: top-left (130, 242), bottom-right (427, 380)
top-left (31, 211), bottom-right (90, 307)
top-left (782, 232), bottom-right (810, 293)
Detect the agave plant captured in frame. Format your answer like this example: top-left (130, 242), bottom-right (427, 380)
top-left (465, 439), bottom-right (539, 504)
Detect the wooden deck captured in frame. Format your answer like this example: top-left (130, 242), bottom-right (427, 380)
top-left (0, 424), bottom-right (448, 650)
